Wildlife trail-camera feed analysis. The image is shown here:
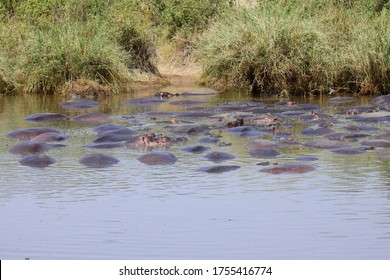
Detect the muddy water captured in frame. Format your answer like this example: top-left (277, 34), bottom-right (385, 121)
top-left (0, 85), bottom-right (389, 259)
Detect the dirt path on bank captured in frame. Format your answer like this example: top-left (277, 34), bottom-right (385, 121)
top-left (131, 60), bottom-right (203, 91)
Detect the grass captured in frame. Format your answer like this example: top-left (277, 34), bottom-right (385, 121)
top-left (197, 0), bottom-right (390, 95)
top-left (0, 0), bottom-right (156, 95)
top-left (1, 0), bottom-right (390, 96)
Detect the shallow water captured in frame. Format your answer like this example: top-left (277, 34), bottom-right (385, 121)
top-left (0, 86), bottom-right (389, 260)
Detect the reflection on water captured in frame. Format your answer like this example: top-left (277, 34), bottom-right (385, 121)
top-left (0, 85), bottom-right (389, 259)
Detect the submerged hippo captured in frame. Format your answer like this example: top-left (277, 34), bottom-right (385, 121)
top-left (326, 132), bottom-right (370, 142)
top-left (248, 148), bottom-right (281, 159)
top-left (246, 139), bottom-right (281, 149)
top-left (79, 153), bottom-right (120, 168)
top-left (361, 139), bottom-right (390, 148)
top-left (93, 123), bottom-right (128, 134)
top-left (137, 152), bottom-right (178, 165)
top-left (83, 142), bottom-right (126, 149)
top-left (304, 140), bottom-right (350, 149)
top-left (24, 113), bottom-right (69, 122)
top-left (260, 163), bottom-right (316, 174)
top-left (72, 112), bottom-right (110, 123)
top-left (59, 98), bottom-right (100, 109)
top-left (165, 124), bottom-right (210, 135)
top-left (181, 145), bottom-right (211, 154)
top-left (155, 91), bottom-right (179, 98)
top-left (8, 141), bottom-right (52, 155)
top-left (31, 132), bottom-right (68, 142)
top-left (19, 154), bottom-right (56, 168)
top-left (204, 151), bottom-right (236, 163)
top-left (93, 127), bottom-right (137, 143)
top-left (295, 156), bottom-right (319, 162)
top-left (6, 127), bottom-right (60, 141)
top-left (329, 147), bottom-right (367, 155)
top-left (197, 165), bottom-right (240, 173)
top-left (301, 125), bottom-right (335, 136)
top-left (125, 133), bottom-right (185, 150)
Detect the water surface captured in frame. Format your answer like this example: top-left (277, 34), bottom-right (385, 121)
top-left (0, 86), bottom-right (389, 259)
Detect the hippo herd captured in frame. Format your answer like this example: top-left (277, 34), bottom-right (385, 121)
top-left (4, 87), bottom-right (390, 174)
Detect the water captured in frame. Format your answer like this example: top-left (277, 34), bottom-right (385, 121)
top-left (0, 85), bottom-right (389, 259)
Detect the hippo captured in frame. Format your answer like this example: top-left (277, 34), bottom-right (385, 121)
top-left (155, 91), bottom-right (179, 98)
top-left (24, 113), bottom-right (69, 122)
top-left (6, 127), bottom-right (60, 141)
top-left (93, 133), bottom-right (137, 143)
top-left (260, 163), bottom-right (316, 174)
top-left (301, 125), bottom-right (335, 136)
top-left (342, 124), bottom-right (379, 132)
top-left (137, 152), bottom-right (178, 165)
top-left (31, 132), bottom-right (68, 142)
top-left (227, 118), bottom-right (244, 128)
top-left (79, 153), bottom-right (120, 168)
top-left (171, 136), bottom-right (188, 143)
top-left (181, 145), bottom-right (211, 154)
top-left (329, 147), bottom-right (367, 155)
top-left (139, 136), bottom-right (173, 148)
top-left (304, 140), bottom-right (350, 149)
top-left (248, 148), bottom-right (281, 159)
top-left (83, 142), bottom-right (126, 149)
top-left (93, 128), bottom-right (137, 143)
top-left (59, 98), bottom-right (100, 109)
top-left (295, 156), bottom-right (319, 162)
top-left (241, 130), bottom-right (268, 138)
top-left (347, 111), bottom-right (390, 123)
top-left (326, 132), bottom-right (370, 142)
top-left (204, 152), bottom-right (235, 163)
top-left (197, 165), bottom-right (240, 173)
top-left (144, 110), bottom-right (176, 117)
top-left (125, 133), bottom-right (177, 150)
top-left (8, 141), bottom-right (52, 155)
top-left (19, 154), bottom-right (56, 168)
top-left (361, 139), bottom-right (390, 148)
top-left (93, 123), bottom-right (126, 134)
top-left (71, 112), bottom-right (110, 123)
top-left (166, 124), bottom-right (210, 135)
top-left (198, 135), bottom-right (221, 144)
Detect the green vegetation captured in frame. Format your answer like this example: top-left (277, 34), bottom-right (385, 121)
top-left (1, 0), bottom-right (390, 95)
top-left (198, 0), bottom-right (390, 95)
top-left (0, 0), bottom-right (155, 94)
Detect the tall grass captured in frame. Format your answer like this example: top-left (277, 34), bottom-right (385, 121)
top-left (197, 0), bottom-right (390, 95)
top-left (0, 0), bottom-right (157, 94)
top-left (1, 0), bottom-right (390, 96)
top-left (17, 22), bottom-right (131, 93)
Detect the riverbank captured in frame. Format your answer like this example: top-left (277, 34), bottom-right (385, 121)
top-left (1, 0), bottom-right (390, 96)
